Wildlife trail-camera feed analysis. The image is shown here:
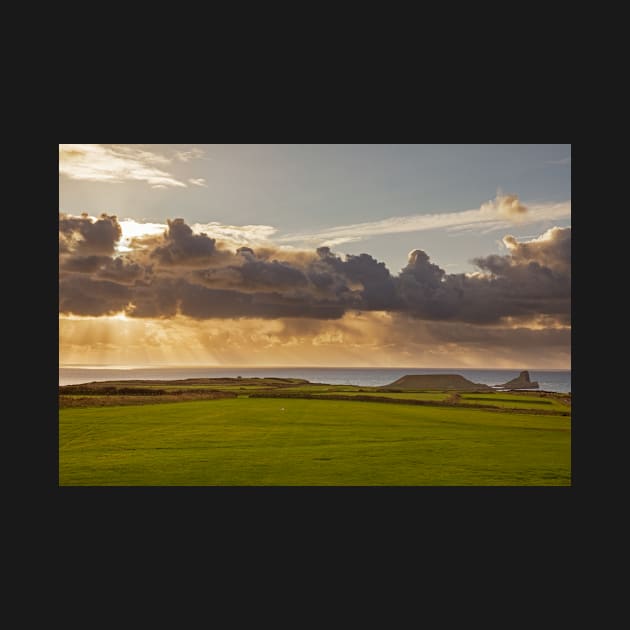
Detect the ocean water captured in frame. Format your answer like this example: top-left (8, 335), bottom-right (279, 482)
top-left (59, 366), bottom-right (571, 393)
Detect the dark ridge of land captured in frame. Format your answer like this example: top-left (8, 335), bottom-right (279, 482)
top-left (58, 377), bottom-right (571, 412)
top-left (58, 377), bottom-right (309, 408)
top-left (66, 377), bottom-right (310, 388)
top-left (61, 385), bottom-right (237, 396)
top-left (59, 390), bottom-right (238, 408)
top-left (382, 374), bottom-right (494, 391)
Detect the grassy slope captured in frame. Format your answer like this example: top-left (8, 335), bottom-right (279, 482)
top-left (59, 398), bottom-right (571, 486)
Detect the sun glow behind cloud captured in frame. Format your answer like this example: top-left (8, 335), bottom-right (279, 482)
top-left (59, 311), bottom-right (570, 368)
top-left (59, 173), bottom-right (570, 368)
top-left (117, 219), bottom-right (167, 252)
top-left (73, 216), bottom-right (278, 255)
top-left (113, 218), bottom-right (280, 252)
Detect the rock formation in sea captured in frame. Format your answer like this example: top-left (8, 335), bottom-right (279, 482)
top-left (498, 370), bottom-right (539, 389)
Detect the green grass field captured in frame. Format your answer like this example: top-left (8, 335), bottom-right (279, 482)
top-left (59, 397), bottom-right (571, 486)
top-left (459, 392), bottom-right (570, 411)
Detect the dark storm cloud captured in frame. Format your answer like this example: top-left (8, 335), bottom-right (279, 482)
top-left (61, 255), bottom-right (111, 274)
top-left (320, 249), bottom-right (400, 310)
top-left (176, 282), bottom-right (346, 320)
top-left (397, 227), bottom-right (571, 324)
top-left (59, 275), bottom-right (131, 316)
top-left (58, 216), bottom-right (571, 325)
top-left (59, 213), bottom-right (122, 255)
top-left (97, 257), bottom-right (147, 284)
top-left (403, 250), bottom-right (445, 286)
top-left (240, 259), bottom-right (308, 289)
top-left (236, 246), bottom-right (255, 258)
top-left (126, 278), bottom-right (179, 318)
top-left (150, 218), bottom-right (216, 265)
top-left (61, 255), bottom-right (146, 284)
top-left (196, 258), bottom-right (308, 291)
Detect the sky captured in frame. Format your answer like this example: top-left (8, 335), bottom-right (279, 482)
top-left (59, 144), bottom-right (571, 368)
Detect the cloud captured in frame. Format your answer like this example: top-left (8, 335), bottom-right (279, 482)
top-left (188, 178), bottom-right (207, 187)
top-left (191, 222), bottom-right (278, 248)
top-left (399, 227), bottom-right (571, 325)
top-left (480, 192), bottom-right (528, 219)
top-left (317, 247), bottom-right (400, 311)
top-left (59, 275), bottom-right (132, 317)
top-left (176, 283), bottom-right (347, 320)
top-left (277, 193), bottom-right (570, 246)
top-left (112, 217), bottom-right (280, 253)
top-left (150, 219), bottom-right (217, 265)
top-left (59, 213), bottom-right (122, 255)
top-left (175, 148), bottom-right (205, 162)
top-left (500, 226), bottom-right (571, 274)
top-left (195, 257), bottom-right (309, 292)
top-left (60, 255), bottom-right (146, 284)
top-left (59, 215), bottom-right (571, 330)
top-left (59, 144), bottom-right (187, 188)
top-left (117, 219), bottom-right (167, 252)
top-left (320, 236), bottom-right (364, 248)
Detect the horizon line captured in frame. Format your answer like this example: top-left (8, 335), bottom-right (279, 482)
top-left (60, 364), bottom-right (571, 371)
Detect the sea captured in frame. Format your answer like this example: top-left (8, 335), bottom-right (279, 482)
top-left (59, 366), bottom-right (571, 393)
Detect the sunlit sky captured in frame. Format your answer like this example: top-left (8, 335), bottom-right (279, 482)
top-left (59, 144), bottom-right (571, 368)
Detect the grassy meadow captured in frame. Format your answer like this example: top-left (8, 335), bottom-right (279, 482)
top-left (59, 389), bottom-right (571, 486)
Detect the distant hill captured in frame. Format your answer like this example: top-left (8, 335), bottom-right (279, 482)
top-left (382, 374), bottom-right (494, 391)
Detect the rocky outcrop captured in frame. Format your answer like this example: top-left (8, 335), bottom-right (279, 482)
top-left (382, 374), bottom-right (493, 391)
top-left (498, 371), bottom-right (539, 389)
